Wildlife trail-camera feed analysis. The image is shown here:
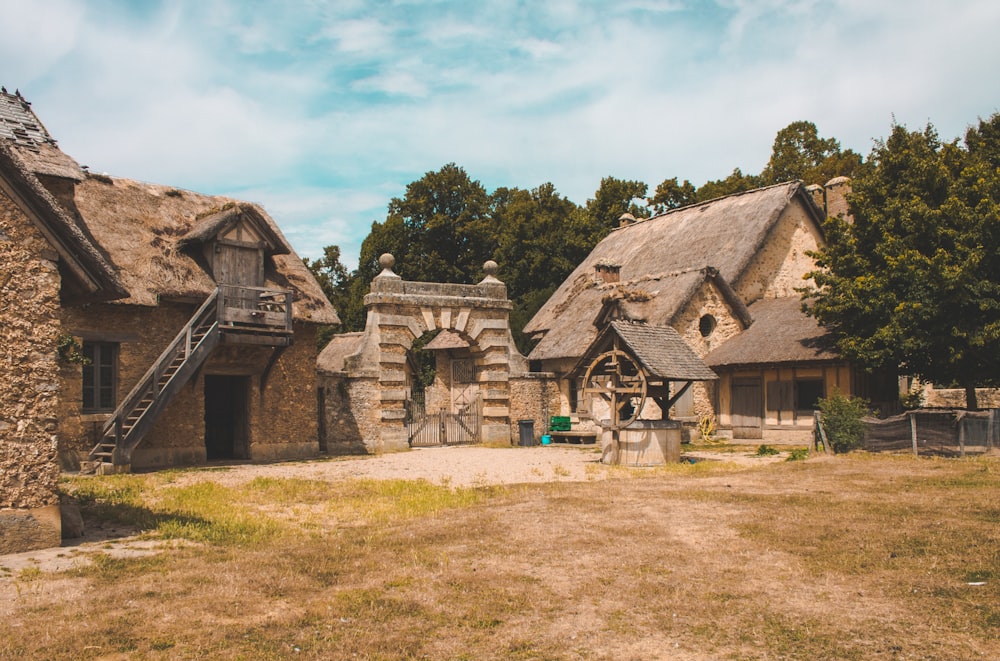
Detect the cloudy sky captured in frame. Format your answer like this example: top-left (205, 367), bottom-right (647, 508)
top-left (2, 0), bottom-right (998, 268)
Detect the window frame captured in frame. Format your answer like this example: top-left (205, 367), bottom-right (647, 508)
top-left (82, 341), bottom-right (118, 413)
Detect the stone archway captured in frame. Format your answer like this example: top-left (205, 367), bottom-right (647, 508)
top-left (339, 254), bottom-right (528, 452)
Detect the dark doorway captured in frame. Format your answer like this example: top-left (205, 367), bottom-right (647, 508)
top-left (204, 375), bottom-right (250, 460)
top-left (732, 377), bottom-right (763, 439)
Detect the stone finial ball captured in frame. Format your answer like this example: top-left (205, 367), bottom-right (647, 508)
top-left (483, 260), bottom-right (498, 276)
top-left (379, 253), bottom-right (395, 270)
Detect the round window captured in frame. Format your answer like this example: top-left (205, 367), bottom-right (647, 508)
top-left (699, 314), bottom-right (717, 337)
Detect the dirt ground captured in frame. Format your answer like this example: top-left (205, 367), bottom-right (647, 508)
top-left (3, 446), bottom-right (997, 659)
top-left (0, 444), bottom-right (780, 578)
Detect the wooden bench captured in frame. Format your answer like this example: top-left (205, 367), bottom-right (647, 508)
top-left (546, 430), bottom-right (599, 445)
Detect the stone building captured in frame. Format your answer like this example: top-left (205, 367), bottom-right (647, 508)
top-left (0, 88), bottom-right (337, 502)
top-left (318, 255), bottom-right (559, 452)
top-left (525, 180), bottom-right (897, 442)
top-left (0, 130), bottom-right (127, 552)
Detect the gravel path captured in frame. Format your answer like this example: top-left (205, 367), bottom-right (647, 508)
top-left (169, 444), bottom-right (608, 488)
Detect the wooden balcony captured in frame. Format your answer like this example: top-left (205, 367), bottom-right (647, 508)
top-left (218, 285), bottom-right (294, 346)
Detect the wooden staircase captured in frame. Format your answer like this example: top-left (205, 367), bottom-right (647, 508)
top-left (86, 290), bottom-right (222, 473)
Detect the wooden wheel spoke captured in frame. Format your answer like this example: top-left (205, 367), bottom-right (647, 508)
top-left (581, 349), bottom-right (649, 431)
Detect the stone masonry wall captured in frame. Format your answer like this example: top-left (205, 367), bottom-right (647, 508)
top-left (735, 204), bottom-right (824, 303)
top-left (246, 322), bottom-right (322, 463)
top-left (58, 302), bottom-right (198, 466)
top-left (509, 374), bottom-right (561, 443)
top-left (0, 190), bottom-right (63, 552)
top-left (60, 302), bottom-right (322, 469)
top-left (671, 282), bottom-right (744, 421)
top-left (320, 376), bottom-right (382, 454)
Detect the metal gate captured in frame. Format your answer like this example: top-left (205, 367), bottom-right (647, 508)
top-left (407, 393), bottom-right (481, 447)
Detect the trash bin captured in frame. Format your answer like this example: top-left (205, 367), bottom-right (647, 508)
top-left (518, 419), bottom-right (535, 446)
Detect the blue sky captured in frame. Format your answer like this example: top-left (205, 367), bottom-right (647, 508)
top-left (3, 0), bottom-right (999, 269)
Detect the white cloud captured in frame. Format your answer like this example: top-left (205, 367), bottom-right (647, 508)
top-left (6, 0), bottom-right (1000, 268)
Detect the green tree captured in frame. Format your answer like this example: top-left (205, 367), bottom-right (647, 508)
top-left (649, 177), bottom-right (697, 214)
top-left (583, 176), bottom-right (649, 238)
top-left (761, 120), bottom-right (863, 186)
top-left (386, 163), bottom-right (493, 283)
top-left (304, 245), bottom-right (356, 342)
top-left (694, 168), bottom-right (762, 202)
top-left (804, 117), bottom-right (1000, 409)
top-left (491, 183), bottom-right (585, 352)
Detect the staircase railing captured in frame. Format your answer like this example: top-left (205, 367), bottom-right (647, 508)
top-left (91, 288), bottom-right (221, 466)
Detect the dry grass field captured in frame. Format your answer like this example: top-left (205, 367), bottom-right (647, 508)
top-left (1, 447), bottom-right (998, 660)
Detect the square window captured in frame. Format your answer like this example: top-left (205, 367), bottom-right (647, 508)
top-left (795, 379), bottom-right (824, 413)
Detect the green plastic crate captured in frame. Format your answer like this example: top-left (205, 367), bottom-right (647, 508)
top-left (549, 416), bottom-right (571, 432)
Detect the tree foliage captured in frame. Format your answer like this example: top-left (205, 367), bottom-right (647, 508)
top-left (805, 116), bottom-right (1000, 409)
top-left (760, 120), bottom-right (862, 185)
top-left (308, 120), bottom-right (864, 351)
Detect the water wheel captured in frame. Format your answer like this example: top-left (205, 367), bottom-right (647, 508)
top-left (581, 349), bottom-right (647, 431)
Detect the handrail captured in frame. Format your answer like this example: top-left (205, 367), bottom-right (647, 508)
top-left (100, 288), bottom-right (220, 443)
top-left (218, 284), bottom-right (293, 331)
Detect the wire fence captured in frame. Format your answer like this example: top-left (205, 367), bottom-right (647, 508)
top-left (862, 409), bottom-right (999, 457)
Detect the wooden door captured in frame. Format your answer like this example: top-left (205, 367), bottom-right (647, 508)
top-left (731, 377), bottom-right (763, 439)
top-left (215, 243), bottom-right (263, 287)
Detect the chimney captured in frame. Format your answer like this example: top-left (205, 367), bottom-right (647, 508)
top-left (618, 212), bottom-right (636, 228)
top-left (595, 262), bottom-right (621, 284)
top-left (824, 176), bottom-right (852, 222)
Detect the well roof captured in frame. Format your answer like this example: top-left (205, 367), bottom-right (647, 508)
top-left (703, 297), bottom-right (838, 368)
top-left (579, 321), bottom-right (718, 382)
top-left (525, 182), bottom-right (820, 363)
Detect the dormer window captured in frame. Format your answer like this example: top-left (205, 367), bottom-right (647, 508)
top-left (177, 204), bottom-right (290, 287)
top-left (213, 221), bottom-right (265, 287)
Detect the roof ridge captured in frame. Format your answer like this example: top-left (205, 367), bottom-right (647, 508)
top-left (614, 180), bottom-right (801, 231)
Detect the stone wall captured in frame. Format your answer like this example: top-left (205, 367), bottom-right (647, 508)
top-left (245, 323), bottom-right (322, 463)
top-left (735, 203), bottom-right (824, 303)
top-left (0, 189), bottom-right (62, 552)
top-left (320, 375), bottom-right (381, 454)
top-left (60, 301), bottom-right (323, 469)
top-left (509, 374), bottom-right (561, 443)
top-left (58, 302), bottom-right (198, 465)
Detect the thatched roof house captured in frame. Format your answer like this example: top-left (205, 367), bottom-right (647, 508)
top-left (526, 180), bottom-right (873, 442)
top-left (1, 87), bottom-right (338, 475)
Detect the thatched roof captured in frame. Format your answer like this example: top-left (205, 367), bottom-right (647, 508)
top-left (178, 204), bottom-right (290, 255)
top-left (703, 297), bottom-right (839, 368)
top-left (526, 182), bottom-right (820, 363)
top-left (0, 140), bottom-right (126, 301)
top-left (316, 332), bottom-right (365, 375)
top-left (69, 175), bottom-right (338, 324)
top-left (576, 321), bottom-right (718, 382)
top-left (529, 267), bottom-right (751, 363)
top-left (0, 90), bottom-right (84, 180)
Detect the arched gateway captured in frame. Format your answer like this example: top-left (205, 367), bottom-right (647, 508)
top-left (318, 255), bottom-right (554, 453)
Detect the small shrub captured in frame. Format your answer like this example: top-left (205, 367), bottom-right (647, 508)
top-left (900, 385), bottom-right (925, 410)
top-left (756, 444), bottom-right (779, 456)
top-left (817, 391), bottom-right (870, 454)
top-left (786, 448), bottom-right (809, 462)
